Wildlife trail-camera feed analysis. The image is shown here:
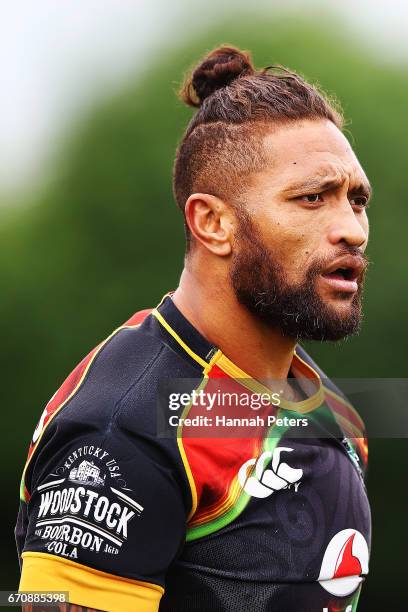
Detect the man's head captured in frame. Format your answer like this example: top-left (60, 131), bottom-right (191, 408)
top-left (173, 45), bottom-right (370, 341)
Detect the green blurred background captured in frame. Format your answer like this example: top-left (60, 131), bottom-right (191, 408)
top-left (1, 3), bottom-right (407, 610)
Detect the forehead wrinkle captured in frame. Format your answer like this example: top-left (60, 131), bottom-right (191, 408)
top-left (282, 173), bottom-right (344, 194)
top-left (283, 161), bottom-right (370, 195)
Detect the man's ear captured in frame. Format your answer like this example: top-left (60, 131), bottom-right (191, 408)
top-left (184, 193), bottom-right (234, 256)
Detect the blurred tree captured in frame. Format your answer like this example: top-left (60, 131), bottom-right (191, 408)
top-left (2, 12), bottom-right (406, 608)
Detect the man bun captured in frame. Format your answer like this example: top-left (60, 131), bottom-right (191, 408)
top-left (180, 45), bottom-right (255, 107)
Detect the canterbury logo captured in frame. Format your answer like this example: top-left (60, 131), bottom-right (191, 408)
top-left (238, 447), bottom-right (303, 498)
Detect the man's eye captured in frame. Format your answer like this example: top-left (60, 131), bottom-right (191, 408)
top-left (299, 193), bottom-right (322, 203)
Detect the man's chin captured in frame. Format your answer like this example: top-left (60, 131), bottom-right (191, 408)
top-left (303, 299), bottom-right (362, 341)
top-left (283, 287), bottom-right (363, 341)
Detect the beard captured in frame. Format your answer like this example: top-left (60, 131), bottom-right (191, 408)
top-left (229, 213), bottom-right (368, 342)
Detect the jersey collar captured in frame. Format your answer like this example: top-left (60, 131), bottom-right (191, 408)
top-left (153, 293), bottom-right (218, 369)
top-left (153, 293), bottom-right (324, 413)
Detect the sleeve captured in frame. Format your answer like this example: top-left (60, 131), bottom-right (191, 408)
top-left (18, 418), bottom-right (189, 612)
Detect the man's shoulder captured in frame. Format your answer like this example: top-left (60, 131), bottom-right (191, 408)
top-left (34, 301), bottom-right (201, 428)
top-left (51, 307), bottom-right (162, 420)
top-left (21, 304), bottom-right (197, 495)
top-left (22, 309), bottom-right (201, 500)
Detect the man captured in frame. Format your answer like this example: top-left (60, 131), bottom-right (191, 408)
top-left (16, 45), bottom-right (371, 611)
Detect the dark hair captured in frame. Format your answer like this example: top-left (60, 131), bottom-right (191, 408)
top-left (173, 44), bottom-right (343, 250)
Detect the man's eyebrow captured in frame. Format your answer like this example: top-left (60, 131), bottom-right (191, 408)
top-left (282, 176), bottom-right (372, 199)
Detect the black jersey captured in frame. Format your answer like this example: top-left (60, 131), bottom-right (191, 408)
top-left (16, 294), bottom-right (371, 611)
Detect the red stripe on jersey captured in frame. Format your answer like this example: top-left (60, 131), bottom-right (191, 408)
top-left (123, 308), bottom-right (153, 326)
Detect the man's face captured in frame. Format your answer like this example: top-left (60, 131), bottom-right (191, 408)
top-left (230, 119), bottom-right (370, 341)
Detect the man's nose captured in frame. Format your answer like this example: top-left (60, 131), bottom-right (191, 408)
top-left (326, 204), bottom-right (368, 249)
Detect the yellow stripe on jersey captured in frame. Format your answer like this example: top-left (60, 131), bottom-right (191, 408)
top-left (151, 308), bottom-right (209, 369)
top-left (20, 552), bottom-right (163, 612)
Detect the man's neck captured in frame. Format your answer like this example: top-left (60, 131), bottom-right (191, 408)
top-left (172, 267), bottom-right (296, 382)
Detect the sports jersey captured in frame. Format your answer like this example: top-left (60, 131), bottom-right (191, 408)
top-left (15, 293), bottom-right (371, 612)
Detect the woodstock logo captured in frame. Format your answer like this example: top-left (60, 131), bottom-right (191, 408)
top-left (68, 460), bottom-right (106, 488)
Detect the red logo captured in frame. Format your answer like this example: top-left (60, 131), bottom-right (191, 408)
top-left (318, 529), bottom-right (369, 596)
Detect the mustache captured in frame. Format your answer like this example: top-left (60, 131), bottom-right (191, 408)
top-left (312, 246), bottom-right (369, 277)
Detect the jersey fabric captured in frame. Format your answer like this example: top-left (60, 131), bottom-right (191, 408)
top-left (16, 293), bottom-right (371, 612)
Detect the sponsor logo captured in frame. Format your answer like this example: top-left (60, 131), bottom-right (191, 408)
top-left (34, 445), bottom-right (143, 561)
top-left (69, 460), bottom-right (106, 488)
top-left (37, 485), bottom-right (138, 538)
top-left (319, 529), bottom-right (369, 596)
top-left (238, 447), bottom-right (303, 498)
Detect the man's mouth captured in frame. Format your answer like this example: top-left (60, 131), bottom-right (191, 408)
top-left (320, 255), bottom-right (365, 294)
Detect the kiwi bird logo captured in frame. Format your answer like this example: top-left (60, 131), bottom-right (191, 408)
top-left (318, 529), bottom-right (369, 596)
top-left (238, 447), bottom-right (303, 498)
